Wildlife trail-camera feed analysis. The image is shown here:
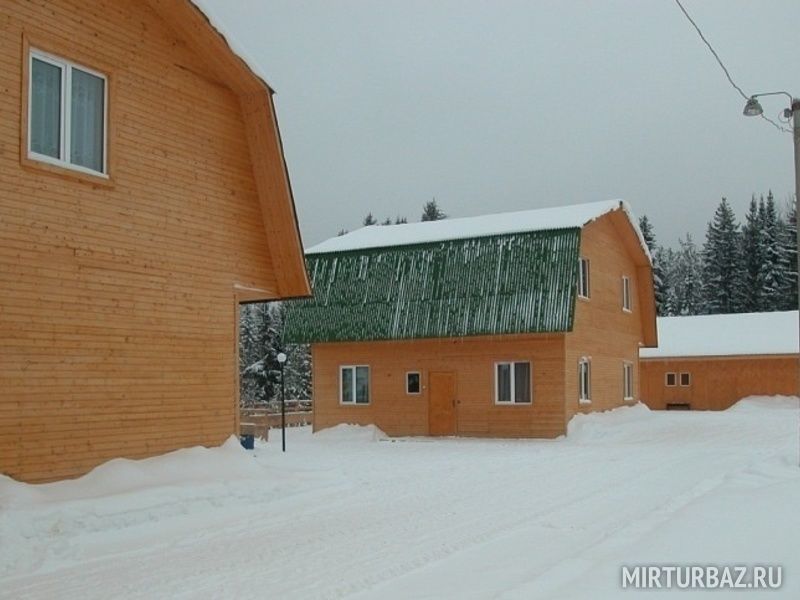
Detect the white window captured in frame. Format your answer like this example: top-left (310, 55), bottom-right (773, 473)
top-left (680, 372), bottom-right (691, 387)
top-left (578, 258), bottom-right (590, 299)
top-left (495, 361), bottom-right (532, 404)
top-left (578, 358), bottom-right (591, 403)
top-left (28, 49), bottom-right (107, 176)
top-left (623, 362), bottom-right (634, 400)
top-left (340, 365), bottom-right (370, 404)
top-left (406, 371), bottom-right (421, 395)
top-left (665, 372), bottom-right (677, 387)
top-left (622, 276), bottom-right (631, 312)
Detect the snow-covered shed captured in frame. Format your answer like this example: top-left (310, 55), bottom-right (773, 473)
top-left (285, 200), bottom-right (658, 438)
top-left (640, 311), bottom-right (799, 410)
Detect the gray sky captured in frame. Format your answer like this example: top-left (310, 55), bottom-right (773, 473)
top-left (205, 0), bottom-right (800, 248)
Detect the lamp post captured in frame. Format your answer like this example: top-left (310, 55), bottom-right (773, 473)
top-left (277, 352), bottom-right (287, 452)
top-left (744, 93), bottom-right (800, 466)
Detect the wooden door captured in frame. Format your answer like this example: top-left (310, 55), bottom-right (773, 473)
top-left (429, 371), bottom-right (456, 435)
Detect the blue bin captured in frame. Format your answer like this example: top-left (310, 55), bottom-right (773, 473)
top-left (240, 434), bottom-right (255, 450)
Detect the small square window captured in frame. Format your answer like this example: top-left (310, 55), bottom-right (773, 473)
top-left (578, 258), bottom-right (590, 299)
top-left (665, 372), bottom-right (677, 387)
top-left (680, 372), bottom-right (691, 387)
top-left (406, 371), bottom-right (421, 394)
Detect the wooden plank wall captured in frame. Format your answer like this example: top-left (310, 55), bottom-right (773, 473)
top-left (564, 216), bottom-right (648, 424)
top-left (0, 0), bottom-right (279, 481)
top-left (313, 334), bottom-right (567, 438)
top-left (640, 355), bottom-right (799, 410)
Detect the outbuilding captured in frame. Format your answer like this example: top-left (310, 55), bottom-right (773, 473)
top-left (640, 311), bottom-right (799, 410)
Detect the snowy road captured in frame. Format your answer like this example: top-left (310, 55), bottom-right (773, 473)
top-left (1, 398), bottom-right (799, 599)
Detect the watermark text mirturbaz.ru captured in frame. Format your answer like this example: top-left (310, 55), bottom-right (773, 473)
top-left (621, 565), bottom-right (783, 590)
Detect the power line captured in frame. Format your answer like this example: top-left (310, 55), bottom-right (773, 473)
top-left (673, 0), bottom-right (791, 134)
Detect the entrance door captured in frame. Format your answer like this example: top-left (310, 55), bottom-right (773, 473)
top-left (429, 371), bottom-right (457, 435)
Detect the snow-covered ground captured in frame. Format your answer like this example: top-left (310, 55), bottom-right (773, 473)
top-left (2, 397), bottom-right (799, 599)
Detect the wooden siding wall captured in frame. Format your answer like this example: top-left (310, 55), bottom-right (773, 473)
top-left (640, 355), bottom-right (799, 410)
top-left (313, 334), bottom-right (567, 438)
top-left (564, 216), bottom-right (647, 424)
top-left (0, 0), bottom-right (279, 481)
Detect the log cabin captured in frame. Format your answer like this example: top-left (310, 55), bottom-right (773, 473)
top-left (284, 200), bottom-right (658, 438)
top-left (640, 311), bottom-right (799, 410)
top-left (0, 0), bottom-right (311, 482)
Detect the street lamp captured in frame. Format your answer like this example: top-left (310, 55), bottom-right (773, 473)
top-left (277, 352), bottom-right (287, 452)
top-left (744, 93), bottom-right (800, 464)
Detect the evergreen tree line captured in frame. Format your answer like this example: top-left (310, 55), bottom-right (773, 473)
top-left (238, 302), bottom-right (311, 407)
top-left (640, 192), bottom-right (797, 317)
top-left (338, 198), bottom-right (446, 236)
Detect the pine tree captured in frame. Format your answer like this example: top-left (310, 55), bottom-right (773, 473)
top-left (381, 217), bottom-right (392, 225)
top-left (760, 190), bottom-right (788, 311)
top-left (394, 216), bottom-right (408, 224)
top-left (638, 215), bottom-right (669, 315)
top-left (337, 229), bottom-right (348, 237)
top-left (421, 199), bottom-right (446, 222)
top-left (739, 196), bottom-right (764, 312)
top-left (363, 213), bottom-right (377, 226)
top-left (702, 198), bottom-right (743, 314)
top-left (671, 235), bottom-right (703, 315)
top-left (780, 200), bottom-right (798, 310)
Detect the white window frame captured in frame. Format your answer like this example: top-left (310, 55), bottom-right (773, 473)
top-left (679, 372), bottom-right (691, 387)
top-left (665, 372), bottom-right (677, 387)
top-left (623, 362), bottom-right (634, 400)
top-left (28, 48), bottom-right (108, 177)
top-left (578, 358), bottom-right (591, 404)
top-left (622, 276), bottom-right (632, 312)
top-left (339, 365), bottom-right (370, 405)
top-left (494, 361), bottom-right (533, 405)
top-left (578, 257), bottom-right (590, 299)
top-left (406, 371), bottom-right (421, 395)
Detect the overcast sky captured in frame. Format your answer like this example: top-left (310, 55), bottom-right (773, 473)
top-left (203, 0), bottom-right (800, 248)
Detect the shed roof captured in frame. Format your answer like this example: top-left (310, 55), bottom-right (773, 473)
top-left (640, 311), bottom-right (799, 359)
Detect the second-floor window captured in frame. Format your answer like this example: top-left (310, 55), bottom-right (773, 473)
top-left (622, 276), bottom-right (631, 311)
top-left (28, 49), bottom-right (107, 176)
top-left (578, 258), bottom-right (590, 299)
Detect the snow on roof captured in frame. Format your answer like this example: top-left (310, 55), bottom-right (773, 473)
top-left (307, 199), bottom-right (649, 257)
top-left (189, 0), bottom-right (276, 91)
top-left (640, 311), bottom-right (799, 359)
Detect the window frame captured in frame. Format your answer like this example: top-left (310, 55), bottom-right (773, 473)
top-left (578, 257), bottom-right (591, 299)
top-left (27, 47), bottom-right (109, 178)
top-left (665, 372), bottom-right (677, 387)
top-left (622, 275), bottom-right (632, 312)
top-left (339, 365), bottom-right (371, 405)
top-left (406, 371), bottom-right (421, 395)
top-left (494, 361), bottom-right (533, 405)
top-left (623, 362), bottom-right (634, 400)
top-left (578, 358), bottom-right (592, 404)
top-left (679, 372), bottom-right (691, 387)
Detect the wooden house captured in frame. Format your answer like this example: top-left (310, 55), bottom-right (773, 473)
top-left (284, 200), bottom-right (657, 438)
top-left (640, 311), bottom-right (798, 410)
top-left (0, 0), bottom-right (311, 482)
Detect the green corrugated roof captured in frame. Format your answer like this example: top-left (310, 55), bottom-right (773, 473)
top-left (283, 228), bottom-right (581, 343)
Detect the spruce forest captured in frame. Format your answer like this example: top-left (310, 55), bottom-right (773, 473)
top-left (239, 194), bottom-right (797, 405)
